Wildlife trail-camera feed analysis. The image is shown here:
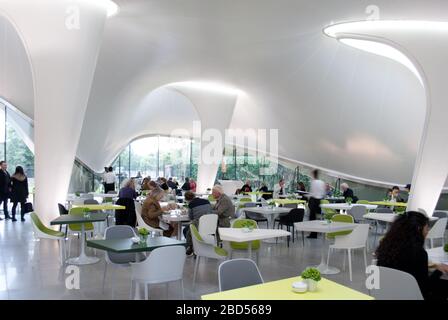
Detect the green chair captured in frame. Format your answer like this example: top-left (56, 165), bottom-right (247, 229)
top-left (30, 212), bottom-right (66, 265)
top-left (68, 207), bottom-right (95, 256)
top-left (326, 214), bottom-right (354, 239)
top-left (229, 219), bottom-right (260, 264)
top-left (190, 224), bottom-right (228, 290)
top-left (238, 197), bottom-right (253, 209)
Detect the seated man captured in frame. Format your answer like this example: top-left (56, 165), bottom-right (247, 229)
top-left (211, 185), bottom-right (235, 228)
top-left (340, 183), bottom-right (359, 203)
top-left (182, 191), bottom-right (212, 256)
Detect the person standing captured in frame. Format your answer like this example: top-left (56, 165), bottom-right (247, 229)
top-left (10, 166), bottom-right (29, 222)
top-left (308, 169), bottom-right (326, 238)
top-left (0, 161), bottom-right (11, 220)
top-left (104, 166), bottom-right (116, 193)
top-left (181, 177), bottom-right (191, 191)
top-left (189, 179), bottom-right (197, 192)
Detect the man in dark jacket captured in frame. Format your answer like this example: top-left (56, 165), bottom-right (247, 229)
top-left (0, 161), bottom-right (11, 220)
top-left (182, 191), bottom-right (212, 256)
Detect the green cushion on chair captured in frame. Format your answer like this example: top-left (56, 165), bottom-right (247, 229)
top-left (327, 214), bottom-right (354, 239)
top-left (31, 213), bottom-right (65, 238)
top-left (68, 207), bottom-right (94, 232)
top-left (190, 224), bottom-right (203, 242)
top-left (214, 246), bottom-right (228, 256)
top-left (230, 219), bottom-right (261, 250)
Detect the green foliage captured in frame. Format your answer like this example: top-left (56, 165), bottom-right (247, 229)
top-left (5, 123), bottom-right (34, 177)
top-left (138, 227), bottom-right (150, 236)
top-left (324, 211), bottom-right (336, 220)
top-left (346, 197), bottom-right (353, 204)
top-left (301, 267), bottom-right (321, 282)
top-left (239, 220), bottom-right (255, 229)
top-left (444, 244), bottom-right (448, 253)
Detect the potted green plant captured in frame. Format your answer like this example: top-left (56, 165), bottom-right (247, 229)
top-left (346, 197), bottom-right (353, 205)
top-left (137, 227), bottom-right (150, 243)
top-left (301, 267), bottom-right (321, 291)
top-left (268, 200), bottom-right (276, 209)
top-left (323, 211), bottom-right (335, 223)
top-left (83, 208), bottom-right (91, 219)
top-left (444, 243), bottom-right (448, 253)
top-left (240, 220), bottom-right (255, 232)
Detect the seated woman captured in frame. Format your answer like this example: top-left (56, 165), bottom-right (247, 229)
top-left (376, 211), bottom-right (448, 300)
top-left (141, 188), bottom-right (177, 237)
top-left (118, 178), bottom-right (138, 199)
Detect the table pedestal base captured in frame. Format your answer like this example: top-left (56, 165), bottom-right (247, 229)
top-left (67, 254), bottom-right (100, 265)
top-left (315, 263), bottom-right (340, 275)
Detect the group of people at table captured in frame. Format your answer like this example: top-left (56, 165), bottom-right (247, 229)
top-left (90, 172), bottom-right (448, 300)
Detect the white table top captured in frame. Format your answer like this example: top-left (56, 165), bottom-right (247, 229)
top-left (294, 220), bottom-right (358, 233)
top-left (427, 247), bottom-right (448, 264)
top-left (241, 207), bottom-right (291, 216)
top-left (321, 203), bottom-right (378, 211)
top-left (218, 228), bottom-right (290, 242)
top-left (363, 213), bottom-right (438, 223)
top-left (162, 212), bottom-right (190, 222)
top-left (91, 193), bottom-right (119, 198)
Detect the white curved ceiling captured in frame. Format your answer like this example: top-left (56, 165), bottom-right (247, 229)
top-left (3, 0), bottom-right (448, 186)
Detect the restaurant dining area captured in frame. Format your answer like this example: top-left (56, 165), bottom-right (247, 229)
top-left (1, 0), bottom-right (448, 308)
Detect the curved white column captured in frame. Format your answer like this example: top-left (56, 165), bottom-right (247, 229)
top-left (0, 0), bottom-right (111, 224)
top-left (324, 21), bottom-right (448, 215)
top-left (171, 84), bottom-right (238, 194)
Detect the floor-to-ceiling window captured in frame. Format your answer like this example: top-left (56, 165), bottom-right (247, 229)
top-left (0, 103), bottom-right (35, 191)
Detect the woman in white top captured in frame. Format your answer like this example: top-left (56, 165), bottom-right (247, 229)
top-left (308, 169), bottom-right (326, 238)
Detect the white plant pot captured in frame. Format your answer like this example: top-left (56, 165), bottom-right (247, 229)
top-left (306, 279), bottom-right (318, 292)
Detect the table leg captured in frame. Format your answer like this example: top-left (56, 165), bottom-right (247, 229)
top-left (177, 222), bottom-right (182, 241)
top-left (248, 241), bottom-right (252, 261)
top-left (66, 224), bottom-right (100, 265)
top-left (133, 253), bottom-right (141, 300)
top-left (262, 213), bottom-right (279, 243)
top-left (315, 233), bottom-right (340, 275)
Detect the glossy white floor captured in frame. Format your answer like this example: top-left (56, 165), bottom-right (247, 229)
top-left (0, 216), bottom-right (380, 300)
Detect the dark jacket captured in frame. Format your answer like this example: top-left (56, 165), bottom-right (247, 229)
top-left (377, 246), bottom-right (442, 300)
top-left (118, 187), bottom-right (138, 200)
top-left (181, 182), bottom-right (191, 191)
top-left (188, 198), bottom-right (212, 223)
top-left (11, 175), bottom-right (29, 203)
top-left (0, 170), bottom-right (10, 197)
top-left (115, 197), bottom-right (136, 227)
top-left (343, 188), bottom-right (358, 203)
top-left (241, 184), bottom-right (252, 193)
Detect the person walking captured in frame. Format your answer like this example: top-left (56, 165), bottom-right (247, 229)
top-left (0, 161), bottom-right (11, 220)
top-left (10, 166), bottom-right (29, 222)
top-left (308, 169), bottom-right (326, 239)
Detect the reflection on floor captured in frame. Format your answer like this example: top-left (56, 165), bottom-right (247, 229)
top-left (0, 218), bottom-right (383, 300)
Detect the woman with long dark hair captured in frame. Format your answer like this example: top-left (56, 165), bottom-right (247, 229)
top-left (376, 211), bottom-right (448, 300)
top-left (10, 166), bottom-right (29, 222)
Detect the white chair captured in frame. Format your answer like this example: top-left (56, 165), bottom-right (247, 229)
top-left (130, 246), bottom-right (186, 300)
top-left (190, 224), bottom-right (228, 290)
top-left (426, 217), bottom-right (447, 248)
top-left (327, 224), bottom-right (370, 281)
top-left (370, 266), bottom-right (423, 300)
top-left (198, 214), bottom-right (218, 245)
top-left (134, 201), bottom-right (164, 236)
top-left (102, 225), bottom-right (143, 299)
top-left (30, 212), bottom-right (66, 266)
